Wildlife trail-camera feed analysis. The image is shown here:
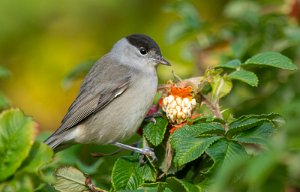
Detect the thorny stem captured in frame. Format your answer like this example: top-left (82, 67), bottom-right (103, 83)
top-left (199, 93), bottom-right (229, 132)
top-left (199, 93), bottom-right (223, 119)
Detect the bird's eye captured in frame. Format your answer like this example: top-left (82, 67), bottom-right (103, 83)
top-left (139, 47), bottom-right (148, 55)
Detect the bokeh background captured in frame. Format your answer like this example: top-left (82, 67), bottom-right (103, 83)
top-left (0, 0), bottom-right (299, 136)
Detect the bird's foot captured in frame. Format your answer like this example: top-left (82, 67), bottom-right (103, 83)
top-left (113, 142), bottom-right (157, 162)
top-left (140, 147), bottom-right (157, 162)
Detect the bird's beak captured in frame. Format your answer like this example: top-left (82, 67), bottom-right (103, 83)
top-left (156, 56), bottom-right (171, 66)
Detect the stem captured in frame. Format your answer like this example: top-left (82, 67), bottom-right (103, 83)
top-left (199, 93), bottom-right (223, 119)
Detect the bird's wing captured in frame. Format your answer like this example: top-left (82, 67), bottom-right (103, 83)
top-left (53, 58), bottom-right (131, 135)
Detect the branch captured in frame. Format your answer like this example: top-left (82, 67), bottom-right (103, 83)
top-left (199, 93), bottom-right (223, 119)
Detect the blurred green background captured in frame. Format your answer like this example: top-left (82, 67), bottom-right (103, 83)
top-left (1, 0), bottom-right (300, 190)
top-left (0, 0), bottom-right (224, 131)
top-left (0, 0), bottom-right (299, 135)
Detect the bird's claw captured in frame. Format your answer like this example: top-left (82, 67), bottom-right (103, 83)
top-left (142, 147), bottom-right (157, 162)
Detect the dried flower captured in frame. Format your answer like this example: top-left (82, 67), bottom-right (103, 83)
top-left (162, 84), bottom-right (197, 125)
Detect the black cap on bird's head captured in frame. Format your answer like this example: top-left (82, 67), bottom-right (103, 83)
top-left (126, 34), bottom-right (170, 66)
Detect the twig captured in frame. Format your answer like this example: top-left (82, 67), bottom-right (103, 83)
top-left (85, 176), bottom-right (106, 192)
top-left (91, 149), bottom-right (123, 158)
top-left (199, 93), bottom-right (223, 119)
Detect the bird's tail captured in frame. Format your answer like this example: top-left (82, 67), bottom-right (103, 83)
top-left (44, 133), bottom-right (70, 152)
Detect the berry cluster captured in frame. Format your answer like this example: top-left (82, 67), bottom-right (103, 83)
top-left (162, 95), bottom-right (197, 124)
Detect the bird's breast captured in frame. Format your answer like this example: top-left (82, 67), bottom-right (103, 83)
top-left (76, 73), bottom-right (158, 144)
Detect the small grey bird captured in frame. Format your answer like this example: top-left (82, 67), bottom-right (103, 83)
top-left (44, 34), bottom-right (170, 159)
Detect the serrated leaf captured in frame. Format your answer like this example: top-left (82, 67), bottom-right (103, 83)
top-left (53, 166), bottom-right (89, 192)
top-left (228, 70), bottom-right (258, 87)
top-left (172, 135), bottom-right (221, 166)
top-left (18, 141), bottom-right (53, 174)
top-left (227, 118), bottom-right (269, 137)
top-left (171, 122), bottom-right (225, 138)
top-left (167, 177), bottom-right (201, 192)
top-left (218, 59), bottom-right (241, 69)
top-left (135, 163), bottom-right (156, 182)
top-left (0, 109), bottom-right (35, 181)
top-left (243, 52), bottom-right (297, 70)
top-left (227, 113), bottom-right (280, 137)
top-left (232, 121), bottom-right (274, 145)
top-left (187, 116), bottom-right (226, 124)
top-left (143, 117), bottom-right (168, 146)
top-left (171, 123), bottom-right (224, 166)
top-left (112, 158), bottom-right (144, 191)
top-left (135, 182), bottom-right (168, 192)
top-left (206, 139), bottom-right (247, 172)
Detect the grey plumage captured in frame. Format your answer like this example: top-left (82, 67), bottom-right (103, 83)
top-left (44, 34), bottom-right (170, 153)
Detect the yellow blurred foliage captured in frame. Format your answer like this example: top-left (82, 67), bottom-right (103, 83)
top-left (0, 0), bottom-right (226, 131)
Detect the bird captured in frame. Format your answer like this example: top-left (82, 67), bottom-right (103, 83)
top-left (44, 34), bottom-right (170, 159)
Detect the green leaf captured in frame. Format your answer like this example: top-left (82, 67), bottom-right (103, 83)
top-left (218, 59), bottom-right (241, 69)
top-left (228, 70), bottom-right (258, 87)
top-left (18, 141), bottom-right (53, 174)
top-left (171, 122), bottom-right (225, 138)
top-left (211, 75), bottom-right (232, 101)
top-left (143, 117), bottom-right (168, 146)
top-left (0, 109), bottom-right (35, 181)
top-left (135, 163), bottom-right (156, 182)
top-left (53, 166), bottom-right (89, 192)
top-left (187, 116), bottom-right (226, 125)
top-left (227, 113), bottom-right (280, 137)
top-left (206, 139), bottom-right (247, 171)
top-left (135, 182), bottom-right (168, 192)
top-left (171, 123), bottom-right (224, 166)
top-left (0, 174), bottom-right (34, 192)
top-left (243, 52), bottom-right (298, 70)
top-left (232, 121), bottom-right (274, 145)
top-left (172, 135), bottom-right (221, 166)
top-left (167, 177), bottom-right (201, 192)
top-left (227, 118), bottom-right (269, 137)
top-left (112, 158), bottom-right (144, 191)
